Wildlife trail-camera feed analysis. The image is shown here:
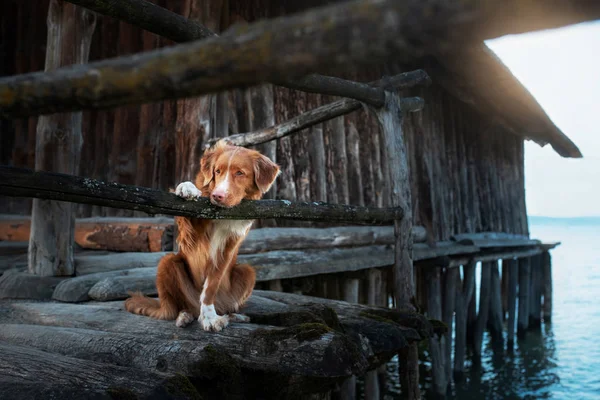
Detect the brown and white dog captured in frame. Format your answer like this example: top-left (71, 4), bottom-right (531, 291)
top-left (124, 140), bottom-right (279, 332)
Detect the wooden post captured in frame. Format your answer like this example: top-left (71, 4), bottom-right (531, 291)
top-left (339, 278), bottom-right (360, 400)
top-left (442, 267), bottom-right (457, 387)
top-left (365, 268), bottom-right (385, 400)
top-left (246, 83), bottom-right (277, 227)
top-left (373, 92), bottom-right (418, 400)
top-left (517, 257), bottom-right (531, 338)
top-left (501, 260), bottom-right (509, 320)
top-left (473, 262), bottom-right (492, 361)
top-left (466, 265), bottom-right (477, 352)
top-left (426, 267), bottom-right (447, 398)
top-left (488, 261), bottom-right (504, 348)
top-left (529, 254), bottom-right (542, 329)
top-left (454, 261), bottom-right (475, 382)
top-left (505, 259), bottom-right (519, 347)
top-left (28, 1), bottom-right (96, 276)
top-left (542, 251), bottom-right (553, 322)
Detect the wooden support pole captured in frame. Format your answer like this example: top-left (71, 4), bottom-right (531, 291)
top-left (0, 166), bottom-right (403, 224)
top-left (517, 257), bottom-right (531, 338)
top-left (365, 268), bottom-right (385, 400)
top-left (340, 278), bottom-right (360, 400)
top-left (426, 267), bottom-right (447, 399)
top-left (505, 259), bottom-right (519, 347)
top-left (501, 259), bottom-right (509, 320)
top-left (466, 263), bottom-right (478, 352)
top-left (373, 92), bottom-right (419, 399)
top-left (529, 254), bottom-right (542, 329)
top-left (246, 83), bottom-right (277, 227)
top-left (442, 267), bottom-right (457, 387)
top-left (454, 261), bottom-right (475, 382)
top-left (542, 251), bottom-right (553, 322)
top-left (488, 261), bottom-right (504, 348)
top-left (28, 1), bottom-right (96, 276)
top-left (473, 261), bottom-right (492, 362)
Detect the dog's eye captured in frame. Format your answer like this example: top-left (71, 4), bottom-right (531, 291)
top-left (235, 171), bottom-right (244, 176)
top-left (215, 169), bottom-right (221, 175)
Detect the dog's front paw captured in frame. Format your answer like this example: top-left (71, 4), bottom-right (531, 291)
top-left (199, 313), bottom-right (229, 332)
top-left (175, 181), bottom-right (201, 200)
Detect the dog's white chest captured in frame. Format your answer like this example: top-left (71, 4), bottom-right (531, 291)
top-left (209, 220), bottom-right (253, 264)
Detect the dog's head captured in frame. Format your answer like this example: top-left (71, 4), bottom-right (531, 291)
top-left (197, 140), bottom-right (280, 208)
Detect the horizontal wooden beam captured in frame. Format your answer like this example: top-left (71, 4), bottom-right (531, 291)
top-left (0, 166), bottom-right (402, 224)
top-left (66, 0), bottom-right (216, 42)
top-left (1, 0), bottom-right (441, 118)
top-left (65, 0), bottom-right (429, 109)
top-left (10, 0), bottom-right (599, 117)
top-left (209, 71), bottom-right (428, 147)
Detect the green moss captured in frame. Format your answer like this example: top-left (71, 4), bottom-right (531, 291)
top-left (252, 322), bottom-right (333, 344)
top-left (359, 311), bottom-right (396, 325)
top-left (164, 373), bottom-right (203, 400)
top-left (249, 304), bottom-right (343, 332)
top-left (106, 387), bottom-right (138, 400)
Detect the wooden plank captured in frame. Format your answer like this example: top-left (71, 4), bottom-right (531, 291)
top-left (454, 260), bottom-right (475, 381)
top-left (28, 1), bottom-right (96, 276)
top-left (0, 216), bottom-right (429, 248)
top-left (0, 343), bottom-right (199, 400)
top-left (0, 166), bottom-right (404, 224)
top-left (54, 267), bottom-right (157, 302)
top-left (451, 232), bottom-right (540, 248)
top-left (0, 293), bottom-right (430, 376)
top-left (517, 257), bottom-right (531, 338)
top-left (542, 251), bottom-right (553, 322)
top-left (505, 259), bottom-right (518, 346)
top-left (473, 261), bottom-right (492, 361)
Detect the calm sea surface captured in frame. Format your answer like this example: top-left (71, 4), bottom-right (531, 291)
top-left (374, 217), bottom-right (600, 399)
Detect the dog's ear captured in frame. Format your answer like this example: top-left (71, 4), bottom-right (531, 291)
top-left (200, 142), bottom-right (225, 187)
top-left (254, 154), bottom-right (280, 194)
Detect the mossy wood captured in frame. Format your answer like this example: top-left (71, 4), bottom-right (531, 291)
top-left (0, 291), bottom-right (433, 398)
top-left (5, 0), bottom-right (599, 117)
top-left (0, 166), bottom-right (403, 224)
top-left (0, 343), bottom-right (200, 400)
top-left (65, 0), bottom-right (422, 110)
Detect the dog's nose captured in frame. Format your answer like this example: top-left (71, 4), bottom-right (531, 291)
top-left (212, 191), bottom-right (225, 203)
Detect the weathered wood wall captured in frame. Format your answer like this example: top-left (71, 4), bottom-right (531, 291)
top-left (0, 0), bottom-right (529, 239)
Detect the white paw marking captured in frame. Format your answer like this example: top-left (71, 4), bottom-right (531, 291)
top-left (175, 311), bottom-right (195, 328)
top-left (199, 304), bottom-right (229, 332)
top-left (175, 181), bottom-right (201, 200)
top-left (229, 313), bottom-right (250, 323)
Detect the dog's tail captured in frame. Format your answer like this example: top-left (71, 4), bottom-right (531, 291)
top-left (124, 291), bottom-right (177, 320)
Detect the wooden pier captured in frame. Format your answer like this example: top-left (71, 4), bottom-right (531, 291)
top-left (0, 218), bottom-right (558, 398)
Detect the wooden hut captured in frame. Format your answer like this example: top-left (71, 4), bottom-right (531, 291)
top-left (0, 0), bottom-right (597, 399)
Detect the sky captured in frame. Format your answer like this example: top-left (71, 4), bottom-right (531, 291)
top-left (485, 21), bottom-right (600, 218)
